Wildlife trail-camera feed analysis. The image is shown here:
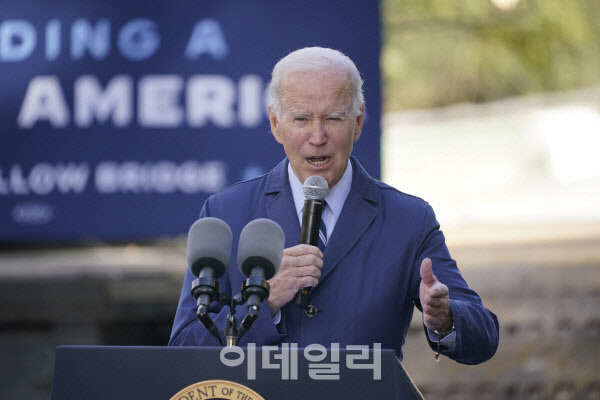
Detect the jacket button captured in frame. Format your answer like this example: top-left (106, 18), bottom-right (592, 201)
top-left (305, 305), bottom-right (318, 317)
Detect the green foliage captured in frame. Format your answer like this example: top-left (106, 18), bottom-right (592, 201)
top-left (382, 0), bottom-right (600, 110)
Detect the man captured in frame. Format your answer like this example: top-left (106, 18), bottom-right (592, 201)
top-left (170, 47), bottom-right (499, 364)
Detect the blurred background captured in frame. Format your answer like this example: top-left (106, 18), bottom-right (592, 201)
top-left (382, 1), bottom-right (600, 399)
top-left (1, 1), bottom-right (599, 399)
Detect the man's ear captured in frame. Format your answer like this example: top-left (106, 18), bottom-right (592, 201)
top-left (353, 106), bottom-right (365, 142)
top-left (269, 108), bottom-right (283, 144)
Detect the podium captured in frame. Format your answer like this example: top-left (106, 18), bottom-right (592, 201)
top-left (51, 346), bottom-right (424, 399)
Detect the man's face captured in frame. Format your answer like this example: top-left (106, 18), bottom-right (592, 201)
top-left (269, 70), bottom-right (364, 189)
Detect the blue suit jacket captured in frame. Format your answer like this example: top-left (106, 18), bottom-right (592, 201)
top-left (169, 157), bottom-right (499, 364)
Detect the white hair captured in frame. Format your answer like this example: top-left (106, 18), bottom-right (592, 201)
top-left (268, 47), bottom-right (365, 119)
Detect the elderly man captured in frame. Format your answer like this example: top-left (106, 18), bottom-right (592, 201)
top-left (170, 47), bottom-right (499, 364)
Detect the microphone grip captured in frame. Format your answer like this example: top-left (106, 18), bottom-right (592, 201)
top-left (299, 199), bottom-right (324, 245)
top-left (295, 199), bottom-right (324, 305)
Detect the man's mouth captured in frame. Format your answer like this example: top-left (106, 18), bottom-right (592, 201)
top-left (307, 156), bottom-right (330, 166)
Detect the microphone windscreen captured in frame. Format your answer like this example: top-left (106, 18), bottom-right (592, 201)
top-left (237, 218), bottom-right (285, 279)
top-left (303, 175), bottom-right (329, 200)
top-left (187, 217), bottom-right (232, 278)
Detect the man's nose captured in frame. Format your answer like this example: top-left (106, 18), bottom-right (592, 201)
top-left (308, 120), bottom-right (327, 145)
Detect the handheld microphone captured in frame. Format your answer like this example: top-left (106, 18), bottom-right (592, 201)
top-left (187, 217), bottom-right (232, 345)
top-left (237, 218), bottom-right (285, 340)
top-left (294, 175), bottom-right (329, 305)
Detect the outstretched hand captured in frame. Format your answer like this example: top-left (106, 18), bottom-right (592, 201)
top-left (419, 258), bottom-right (453, 333)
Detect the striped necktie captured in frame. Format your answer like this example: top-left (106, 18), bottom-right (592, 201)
top-left (318, 206), bottom-right (328, 252)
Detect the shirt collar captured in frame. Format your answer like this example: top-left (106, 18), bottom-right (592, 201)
top-left (288, 159), bottom-right (353, 220)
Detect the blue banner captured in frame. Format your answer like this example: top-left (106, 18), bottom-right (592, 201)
top-left (0, 0), bottom-right (381, 243)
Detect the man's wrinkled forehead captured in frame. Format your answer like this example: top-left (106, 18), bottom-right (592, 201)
top-left (281, 68), bottom-right (350, 91)
top-left (279, 72), bottom-right (352, 110)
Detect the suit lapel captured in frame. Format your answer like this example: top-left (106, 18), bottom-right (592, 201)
top-left (263, 159), bottom-right (301, 248)
top-left (319, 157), bottom-right (379, 284)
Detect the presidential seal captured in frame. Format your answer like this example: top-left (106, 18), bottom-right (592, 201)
top-left (170, 379), bottom-right (266, 400)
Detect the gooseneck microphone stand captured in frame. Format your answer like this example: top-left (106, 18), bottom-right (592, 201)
top-left (191, 273), bottom-right (224, 347)
top-left (190, 267), bottom-right (270, 347)
top-left (237, 267), bottom-right (270, 342)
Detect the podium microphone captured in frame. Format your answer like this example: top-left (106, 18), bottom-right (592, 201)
top-left (294, 175), bottom-right (329, 305)
top-left (187, 217), bottom-right (232, 346)
top-left (236, 218), bottom-right (285, 341)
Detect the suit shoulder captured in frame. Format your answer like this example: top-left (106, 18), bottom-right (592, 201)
top-left (201, 174), bottom-right (269, 219)
top-left (208, 174), bottom-right (267, 202)
top-left (374, 179), bottom-right (432, 212)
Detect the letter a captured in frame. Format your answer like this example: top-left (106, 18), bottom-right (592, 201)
top-left (185, 19), bottom-right (228, 60)
top-left (17, 76), bottom-right (70, 128)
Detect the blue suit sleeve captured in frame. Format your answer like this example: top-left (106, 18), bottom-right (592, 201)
top-left (412, 204), bottom-right (499, 364)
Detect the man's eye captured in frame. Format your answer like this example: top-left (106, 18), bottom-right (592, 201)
top-left (295, 117), bottom-right (307, 121)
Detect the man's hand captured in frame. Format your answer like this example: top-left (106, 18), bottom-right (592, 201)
top-left (267, 244), bottom-right (323, 315)
top-left (419, 258), bottom-right (453, 333)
